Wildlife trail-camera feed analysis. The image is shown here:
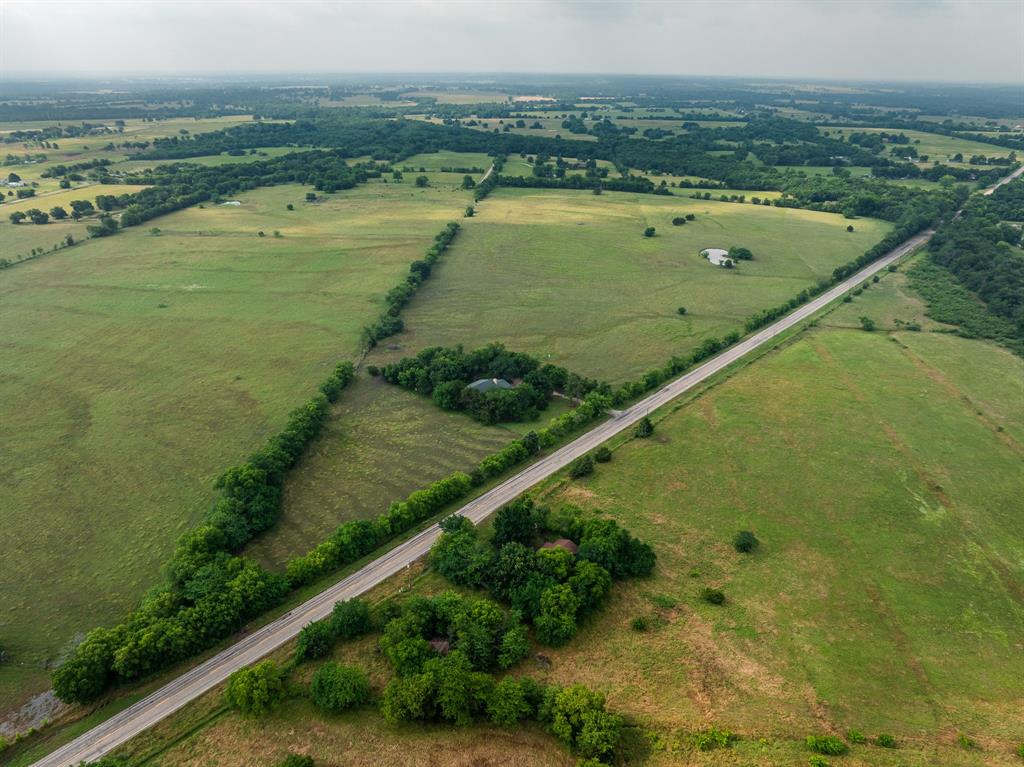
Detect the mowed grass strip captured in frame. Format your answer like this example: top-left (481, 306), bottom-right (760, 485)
top-left (0, 179), bottom-right (474, 699)
top-left (381, 186), bottom-right (892, 382)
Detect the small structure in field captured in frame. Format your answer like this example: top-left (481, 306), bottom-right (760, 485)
top-left (540, 538), bottom-right (579, 555)
top-left (701, 248), bottom-right (734, 267)
top-left (467, 377), bottom-right (512, 393)
top-left (219, 200), bottom-right (242, 206)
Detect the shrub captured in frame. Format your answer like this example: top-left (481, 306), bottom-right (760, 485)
top-left (845, 729), bottom-right (866, 744)
top-left (701, 588), bottom-right (725, 605)
top-left (728, 246), bottom-right (753, 261)
top-left (805, 735), bottom-right (848, 755)
top-left (808, 756), bottom-right (829, 767)
top-left (310, 662), bottom-right (371, 713)
top-left (633, 417), bottom-right (654, 438)
top-left (672, 216), bottom-right (686, 225)
top-left (277, 757), bottom-right (313, 767)
top-left (677, 306), bottom-right (687, 315)
top-left (957, 733), bottom-right (976, 750)
top-left (859, 316), bottom-right (876, 331)
top-left (875, 733), bottom-right (897, 748)
top-left (1016, 742), bottom-right (1024, 758)
top-left (642, 227), bottom-right (656, 237)
top-left (630, 616), bottom-right (650, 632)
top-left (846, 224), bottom-right (854, 232)
top-left (295, 620), bottom-right (334, 662)
top-left (330, 599), bottom-right (373, 639)
top-left (569, 455), bottom-right (594, 479)
top-left (224, 660), bottom-right (284, 716)
top-left (685, 213), bottom-right (695, 220)
top-left (693, 726), bottom-right (733, 751)
top-left (733, 530), bottom-right (759, 553)
top-left (593, 446), bottom-right (612, 463)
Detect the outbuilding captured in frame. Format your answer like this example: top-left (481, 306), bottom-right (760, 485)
top-left (540, 538), bottom-right (579, 555)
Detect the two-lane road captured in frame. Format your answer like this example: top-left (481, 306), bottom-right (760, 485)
top-left (33, 163), bottom-right (1020, 766)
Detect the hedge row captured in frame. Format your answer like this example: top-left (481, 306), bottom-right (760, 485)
top-left (361, 222), bottom-right (461, 349)
top-left (473, 154), bottom-right (504, 202)
top-left (52, 362), bottom-right (355, 703)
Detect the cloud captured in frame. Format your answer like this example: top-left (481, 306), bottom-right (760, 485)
top-left (1, 0), bottom-right (1020, 83)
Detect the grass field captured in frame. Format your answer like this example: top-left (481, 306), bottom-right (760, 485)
top-left (822, 127), bottom-right (1014, 166)
top-left (88, 275), bottom-right (1024, 767)
top-left (244, 378), bottom-right (519, 570)
top-left (1, 116), bottom-right (265, 195)
top-left (0, 184), bottom-right (149, 258)
top-left (0, 177), bottom-right (476, 709)
top-left (375, 186), bottom-right (892, 382)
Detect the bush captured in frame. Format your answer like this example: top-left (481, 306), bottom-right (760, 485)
top-left (677, 306), bottom-right (687, 315)
top-left (224, 660), bottom-right (284, 716)
top-left (845, 729), bottom-right (866, 744)
top-left (630, 616), bottom-right (650, 632)
top-left (593, 446), bottom-right (612, 463)
top-left (330, 599), bottom-right (373, 639)
top-left (310, 662), bottom-right (371, 713)
top-left (1016, 742), bottom-right (1024, 758)
top-left (633, 417), bottom-right (654, 438)
top-left (672, 216), bottom-right (686, 225)
top-left (859, 316), bottom-right (876, 332)
top-left (643, 226), bottom-right (656, 237)
top-left (693, 726), bottom-right (733, 751)
top-left (295, 620), bottom-right (334, 662)
top-left (805, 735), bottom-right (848, 756)
top-left (808, 756), bottom-right (829, 767)
top-left (569, 455), bottom-right (594, 479)
top-left (728, 246), bottom-right (753, 261)
top-left (277, 755), bottom-right (314, 767)
top-left (957, 733), bottom-right (976, 750)
top-left (732, 530), bottom-right (759, 553)
top-left (875, 733), bottom-right (897, 748)
top-left (701, 588), bottom-right (725, 605)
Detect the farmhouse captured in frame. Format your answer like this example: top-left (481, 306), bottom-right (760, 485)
top-left (467, 377), bottom-right (512, 393)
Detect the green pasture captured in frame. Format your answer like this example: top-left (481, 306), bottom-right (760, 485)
top-left (380, 186), bottom-right (892, 382)
top-left (0, 178), bottom-right (475, 708)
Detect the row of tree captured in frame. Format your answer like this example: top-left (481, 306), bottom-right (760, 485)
top-left (51, 363), bottom-right (355, 703)
top-left (360, 222), bottom-right (460, 349)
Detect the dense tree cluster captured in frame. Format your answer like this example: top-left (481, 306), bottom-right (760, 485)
top-left (381, 343), bottom-right (602, 424)
top-left (430, 499), bottom-right (653, 647)
top-left (923, 178), bottom-right (1024, 344)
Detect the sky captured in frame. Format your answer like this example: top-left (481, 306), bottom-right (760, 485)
top-left (2, 0), bottom-right (1022, 83)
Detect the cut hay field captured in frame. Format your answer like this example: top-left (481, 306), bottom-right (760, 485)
top-left (95, 277), bottom-right (1024, 767)
top-left (0, 177), bottom-right (476, 709)
top-left (378, 186), bottom-right (893, 382)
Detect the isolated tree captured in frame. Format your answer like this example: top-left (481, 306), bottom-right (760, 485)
top-left (643, 226), bottom-right (656, 237)
top-left (8, 211), bottom-right (26, 224)
top-left (224, 660), bottom-right (284, 716)
top-left (50, 206), bottom-right (68, 220)
top-left (846, 224), bottom-right (854, 232)
top-left (677, 306), bottom-right (687, 315)
top-left (27, 208), bottom-right (49, 225)
top-left (728, 246), bottom-right (753, 261)
top-left (464, 205), bottom-right (475, 217)
top-left (6, 172), bottom-right (20, 183)
top-left (733, 530), bottom-right (759, 553)
top-left (415, 175), bottom-right (429, 188)
top-left (461, 175), bottom-right (476, 189)
top-left (634, 417), bottom-right (654, 438)
top-left (859, 316), bottom-right (876, 332)
top-left (305, 192), bottom-right (317, 202)
top-left (286, 203), bottom-right (294, 210)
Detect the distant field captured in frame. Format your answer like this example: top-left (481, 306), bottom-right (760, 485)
top-left (0, 177), bottom-right (475, 707)
top-left (0, 183), bottom-right (149, 257)
top-left (822, 126), bottom-right (1014, 165)
top-left (1, 115), bottom-right (266, 194)
top-left (380, 186), bottom-right (892, 382)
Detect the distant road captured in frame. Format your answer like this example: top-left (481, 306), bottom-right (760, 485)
top-left (32, 164), bottom-right (1020, 767)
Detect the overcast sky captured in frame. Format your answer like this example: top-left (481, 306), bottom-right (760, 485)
top-left (2, 0), bottom-right (1022, 83)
